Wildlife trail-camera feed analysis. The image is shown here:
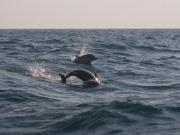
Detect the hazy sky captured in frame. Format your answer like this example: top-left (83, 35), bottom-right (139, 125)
top-left (0, 0), bottom-right (180, 29)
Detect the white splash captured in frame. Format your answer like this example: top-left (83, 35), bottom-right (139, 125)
top-left (70, 56), bottom-right (77, 62)
top-left (71, 44), bottom-right (88, 62)
top-left (26, 64), bottom-right (60, 80)
top-left (80, 44), bottom-right (88, 56)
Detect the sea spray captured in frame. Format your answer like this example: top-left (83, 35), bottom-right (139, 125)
top-left (80, 44), bottom-right (88, 56)
top-left (25, 64), bottom-right (60, 80)
top-left (71, 44), bottom-right (88, 62)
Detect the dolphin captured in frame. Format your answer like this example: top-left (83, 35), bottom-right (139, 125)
top-left (59, 70), bottom-right (100, 86)
top-left (72, 54), bottom-right (97, 65)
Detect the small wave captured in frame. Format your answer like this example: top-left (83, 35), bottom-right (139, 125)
top-left (139, 59), bottom-right (166, 67)
top-left (25, 64), bottom-right (60, 81)
top-left (145, 35), bottom-right (154, 40)
top-left (21, 44), bottom-right (36, 50)
top-left (6, 51), bottom-right (19, 56)
top-left (118, 70), bottom-right (142, 77)
top-left (110, 100), bottom-right (162, 116)
top-left (131, 44), bottom-right (180, 53)
top-left (158, 55), bottom-right (180, 61)
top-left (165, 106), bottom-right (180, 113)
top-left (0, 39), bottom-right (20, 44)
top-left (44, 39), bottom-right (65, 44)
top-left (0, 89), bottom-right (52, 103)
top-left (98, 42), bottom-right (127, 51)
top-left (3, 64), bottom-right (25, 74)
top-left (121, 80), bottom-right (180, 90)
top-left (132, 45), bottom-right (157, 52)
top-left (49, 48), bottom-right (61, 53)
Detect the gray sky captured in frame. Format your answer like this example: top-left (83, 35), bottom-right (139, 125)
top-left (0, 0), bottom-right (180, 29)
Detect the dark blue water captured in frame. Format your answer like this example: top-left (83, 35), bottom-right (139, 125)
top-left (0, 29), bottom-right (180, 135)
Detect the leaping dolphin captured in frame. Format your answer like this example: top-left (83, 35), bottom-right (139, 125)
top-left (59, 70), bottom-right (100, 86)
top-left (71, 54), bottom-right (97, 65)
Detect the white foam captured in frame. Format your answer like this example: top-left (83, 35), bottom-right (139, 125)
top-left (70, 56), bottom-right (77, 62)
top-left (26, 64), bottom-right (60, 81)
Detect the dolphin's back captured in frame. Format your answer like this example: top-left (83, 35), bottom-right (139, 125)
top-left (74, 54), bottom-right (97, 65)
top-left (66, 70), bottom-right (95, 81)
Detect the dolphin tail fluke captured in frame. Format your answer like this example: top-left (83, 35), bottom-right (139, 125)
top-left (59, 74), bottom-right (66, 83)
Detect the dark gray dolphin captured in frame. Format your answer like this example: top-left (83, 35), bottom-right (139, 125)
top-left (59, 70), bottom-right (100, 86)
top-left (72, 54), bottom-right (97, 65)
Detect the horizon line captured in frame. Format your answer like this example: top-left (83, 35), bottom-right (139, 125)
top-left (1, 28), bottom-right (180, 30)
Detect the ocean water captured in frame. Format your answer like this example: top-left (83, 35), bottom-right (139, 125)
top-left (0, 29), bottom-right (180, 135)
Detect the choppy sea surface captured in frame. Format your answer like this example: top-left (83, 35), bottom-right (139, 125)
top-left (0, 29), bottom-right (180, 135)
